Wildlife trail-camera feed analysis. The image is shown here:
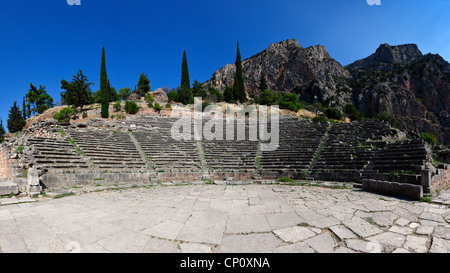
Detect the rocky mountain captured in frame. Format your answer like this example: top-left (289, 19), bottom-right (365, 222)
top-left (204, 39), bottom-right (352, 108)
top-left (204, 39), bottom-right (450, 146)
top-left (348, 43), bottom-right (423, 69)
top-left (348, 44), bottom-right (450, 146)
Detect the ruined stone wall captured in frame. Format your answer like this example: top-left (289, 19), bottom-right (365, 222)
top-left (431, 164), bottom-right (449, 192)
top-left (0, 145), bottom-right (13, 180)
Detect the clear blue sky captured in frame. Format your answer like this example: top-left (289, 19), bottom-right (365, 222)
top-left (1, 0), bottom-right (449, 128)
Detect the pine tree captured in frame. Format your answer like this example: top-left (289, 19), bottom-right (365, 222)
top-left (26, 83), bottom-right (54, 115)
top-left (134, 73), bottom-right (151, 97)
top-left (233, 41), bottom-right (246, 103)
top-left (181, 51), bottom-right (190, 90)
top-left (100, 46), bottom-right (109, 118)
top-left (0, 118), bottom-right (6, 143)
top-left (259, 71), bottom-right (268, 93)
top-left (61, 69), bottom-right (94, 110)
top-left (7, 101), bottom-right (26, 133)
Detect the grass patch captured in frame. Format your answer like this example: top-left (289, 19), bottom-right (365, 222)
top-left (93, 178), bottom-right (104, 181)
top-left (14, 145), bottom-right (25, 154)
top-left (419, 196), bottom-right (433, 203)
top-left (53, 192), bottom-right (75, 199)
top-left (277, 177), bottom-right (294, 183)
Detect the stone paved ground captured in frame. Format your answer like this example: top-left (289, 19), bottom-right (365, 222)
top-left (0, 184), bottom-right (449, 253)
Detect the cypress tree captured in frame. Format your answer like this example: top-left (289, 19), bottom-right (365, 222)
top-left (181, 51), bottom-right (190, 90)
top-left (0, 118), bottom-right (5, 143)
top-left (100, 46), bottom-right (109, 118)
top-left (233, 41), bottom-right (246, 103)
top-left (22, 97), bottom-right (27, 120)
top-left (259, 71), bottom-right (268, 93)
top-left (7, 101), bottom-right (26, 133)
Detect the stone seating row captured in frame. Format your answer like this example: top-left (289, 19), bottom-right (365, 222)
top-left (27, 137), bottom-right (89, 170)
top-left (133, 131), bottom-right (202, 171)
top-left (67, 130), bottom-right (146, 169)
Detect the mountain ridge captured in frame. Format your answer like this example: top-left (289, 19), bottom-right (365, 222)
top-left (204, 39), bottom-right (450, 145)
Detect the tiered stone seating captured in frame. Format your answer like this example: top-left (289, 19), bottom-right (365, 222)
top-left (27, 137), bottom-right (89, 170)
top-left (260, 117), bottom-right (328, 178)
top-left (311, 120), bottom-right (395, 182)
top-left (67, 130), bottom-right (146, 169)
top-left (131, 117), bottom-right (202, 172)
top-left (202, 119), bottom-right (259, 173)
top-left (372, 139), bottom-right (429, 175)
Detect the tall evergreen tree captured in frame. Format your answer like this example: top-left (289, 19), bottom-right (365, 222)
top-left (0, 118), bottom-right (5, 143)
top-left (100, 46), bottom-right (109, 118)
top-left (22, 97), bottom-right (27, 120)
top-left (192, 80), bottom-right (207, 98)
top-left (134, 73), bottom-right (151, 97)
top-left (177, 86), bottom-right (194, 105)
top-left (61, 69), bottom-right (94, 110)
top-left (223, 86), bottom-right (235, 103)
top-left (259, 71), bottom-right (268, 93)
top-left (181, 51), bottom-right (190, 90)
top-left (7, 101), bottom-right (26, 133)
top-left (233, 41), bottom-right (246, 103)
top-left (26, 83), bottom-right (54, 115)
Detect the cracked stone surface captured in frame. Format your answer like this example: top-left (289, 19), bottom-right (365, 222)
top-left (0, 184), bottom-right (449, 253)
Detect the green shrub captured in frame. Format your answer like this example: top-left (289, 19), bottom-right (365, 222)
top-left (54, 107), bottom-right (76, 125)
top-left (259, 89), bottom-right (275, 106)
top-left (167, 90), bottom-right (178, 102)
top-left (325, 107), bottom-right (344, 120)
top-left (375, 112), bottom-right (402, 129)
top-left (124, 101), bottom-right (139, 115)
top-left (312, 115), bottom-right (329, 123)
top-left (344, 104), bottom-right (364, 121)
top-left (420, 133), bottom-right (439, 146)
top-left (165, 103), bottom-right (172, 109)
top-left (82, 111), bottom-right (88, 119)
top-left (207, 87), bottom-right (223, 102)
top-left (113, 101), bottom-right (121, 112)
top-left (279, 93), bottom-right (302, 112)
top-left (145, 94), bottom-right (155, 104)
top-left (153, 102), bottom-right (163, 114)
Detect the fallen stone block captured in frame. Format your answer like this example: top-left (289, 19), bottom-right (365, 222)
top-left (0, 181), bottom-right (19, 196)
top-left (362, 179), bottom-right (423, 200)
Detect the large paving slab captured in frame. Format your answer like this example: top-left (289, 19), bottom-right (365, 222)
top-left (0, 184), bottom-right (449, 253)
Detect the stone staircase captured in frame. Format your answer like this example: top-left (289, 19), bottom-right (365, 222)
top-left (260, 118), bottom-right (329, 179)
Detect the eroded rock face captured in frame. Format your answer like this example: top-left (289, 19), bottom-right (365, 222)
top-left (348, 43), bottom-right (423, 69)
top-left (204, 39), bottom-right (352, 108)
top-left (349, 46), bottom-right (450, 145)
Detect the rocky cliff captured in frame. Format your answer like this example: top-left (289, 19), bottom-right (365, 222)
top-left (204, 40), bottom-right (450, 146)
top-left (348, 44), bottom-right (450, 146)
top-left (204, 39), bottom-right (352, 108)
